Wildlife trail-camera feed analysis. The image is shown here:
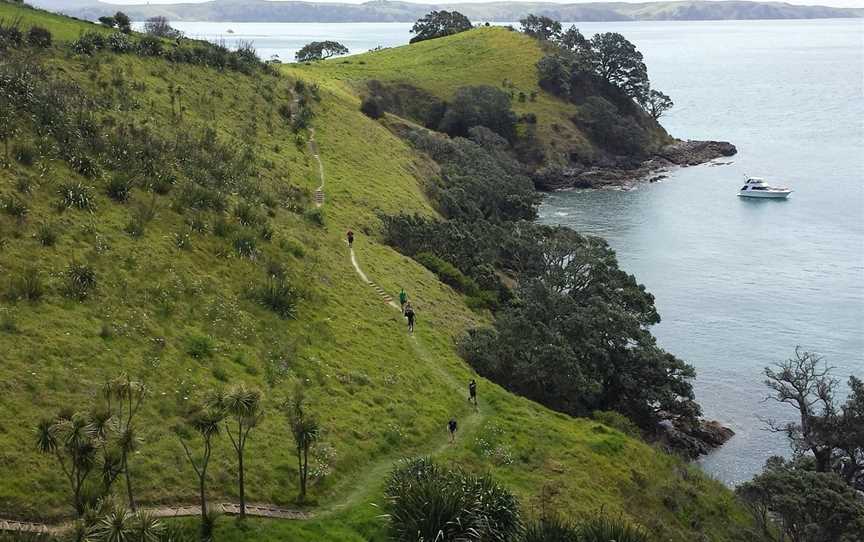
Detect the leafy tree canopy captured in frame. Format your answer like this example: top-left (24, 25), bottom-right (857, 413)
top-left (640, 88), bottom-right (674, 119)
top-left (438, 85), bottom-right (518, 141)
top-left (409, 10), bottom-right (472, 44)
top-left (144, 16), bottom-right (182, 39)
top-left (295, 40), bottom-right (348, 62)
top-left (519, 14), bottom-right (562, 41)
top-left (589, 32), bottom-right (649, 101)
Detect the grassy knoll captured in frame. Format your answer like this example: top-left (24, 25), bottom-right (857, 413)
top-left (1, 4), bottom-right (754, 540)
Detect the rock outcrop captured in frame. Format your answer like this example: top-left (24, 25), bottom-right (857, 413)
top-left (658, 419), bottom-right (736, 460)
top-left (533, 140), bottom-right (738, 191)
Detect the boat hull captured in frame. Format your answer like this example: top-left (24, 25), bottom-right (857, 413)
top-left (738, 190), bottom-right (792, 199)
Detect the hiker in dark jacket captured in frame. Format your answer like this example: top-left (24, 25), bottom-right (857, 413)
top-left (448, 417), bottom-right (458, 443)
top-left (404, 302), bottom-right (415, 333)
top-left (468, 379), bottom-right (477, 407)
top-left (347, 230), bottom-right (354, 248)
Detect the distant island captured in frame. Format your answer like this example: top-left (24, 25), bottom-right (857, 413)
top-left (30, 0), bottom-right (864, 23)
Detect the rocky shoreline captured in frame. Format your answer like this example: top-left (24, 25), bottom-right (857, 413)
top-left (533, 140), bottom-right (738, 191)
top-left (658, 419), bottom-right (736, 460)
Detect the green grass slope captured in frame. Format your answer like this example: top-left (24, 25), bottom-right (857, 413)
top-left (302, 26), bottom-right (670, 165)
top-left (0, 5), bottom-right (754, 540)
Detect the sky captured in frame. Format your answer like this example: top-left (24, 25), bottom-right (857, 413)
top-left (102, 0), bottom-right (864, 9)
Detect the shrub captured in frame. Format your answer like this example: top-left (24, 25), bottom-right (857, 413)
top-left (186, 213), bottom-right (208, 234)
top-left (213, 216), bottom-right (234, 238)
top-left (0, 19), bottom-right (23, 49)
top-left (360, 96), bottom-right (384, 119)
top-left (26, 26), bottom-right (52, 48)
top-left (63, 262), bottom-right (97, 301)
top-left (233, 232), bottom-right (258, 259)
top-left (124, 198), bottom-right (157, 238)
top-left (136, 35), bottom-right (163, 57)
top-left (233, 201), bottom-right (262, 227)
top-left (106, 32), bottom-right (132, 53)
top-left (175, 182), bottom-right (225, 212)
top-left (185, 334), bottom-right (214, 359)
top-left (303, 207), bottom-right (324, 226)
top-left (280, 238), bottom-right (305, 259)
top-left (173, 231), bottom-right (191, 250)
top-left (255, 275), bottom-right (299, 319)
top-left (71, 32), bottom-right (105, 55)
top-left (0, 312), bottom-right (17, 333)
top-left (12, 142), bottom-right (35, 166)
top-left (36, 222), bottom-right (58, 246)
top-left (521, 516), bottom-right (580, 542)
top-left (105, 174), bottom-right (133, 202)
top-left (578, 515), bottom-right (649, 542)
top-left (385, 457), bottom-right (522, 542)
top-left (1, 195), bottom-right (28, 223)
top-left (7, 268), bottom-right (44, 302)
top-left (57, 182), bottom-right (96, 212)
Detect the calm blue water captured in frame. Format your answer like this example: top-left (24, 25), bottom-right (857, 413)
top-left (166, 19), bottom-right (864, 485)
top-left (539, 20), bottom-right (864, 485)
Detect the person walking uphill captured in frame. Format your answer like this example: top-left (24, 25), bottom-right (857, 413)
top-left (468, 379), bottom-right (477, 407)
top-left (399, 288), bottom-right (408, 314)
top-left (448, 417), bottom-right (458, 444)
top-left (404, 302), bottom-right (416, 333)
top-left (346, 230), bottom-right (354, 248)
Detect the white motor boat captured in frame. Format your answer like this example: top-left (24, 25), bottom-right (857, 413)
top-left (737, 176), bottom-right (793, 199)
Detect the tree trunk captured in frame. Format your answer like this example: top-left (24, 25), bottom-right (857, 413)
top-left (297, 446), bottom-right (305, 500)
top-left (301, 444), bottom-right (308, 499)
top-left (124, 455), bottom-right (136, 510)
top-left (238, 446), bottom-right (245, 519)
top-left (814, 448), bottom-right (831, 473)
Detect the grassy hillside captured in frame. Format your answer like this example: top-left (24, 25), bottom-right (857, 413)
top-left (304, 26), bottom-right (670, 166)
top-left (1, 4), bottom-right (755, 540)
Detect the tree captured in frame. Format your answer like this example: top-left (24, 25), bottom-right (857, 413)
top-left (519, 14), bottom-right (562, 41)
top-left (461, 224), bottom-right (700, 429)
top-left (590, 32), bottom-right (649, 100)
top-left (113, 12), bottom-right (132, 34)
top-left (210, 385), bottom-right (263, 520)
top-left (98, 16), bottom-right (117, 28)
top-left (763, 348), bottom-right (838, 473)
top-left (36, 411), bottom-right (116, 516)
top-left (409, 10), bottom-right (472, 44)
top-left (763, 349), bottom-right (864, 488)
top-left (438, 85), bottom-right (518, 141)
top-left (640, 88), bottom-right (673, 119)
top-left (558, 25), bottom-right (593, 72)
top-left (103, 374), bottom-right (146, 510)
top-left (84, 503), bottom-right (164, 542)
top-left (285, 383), bottom-right (320, 501)
top-left (177, 406), bottom-right (224, 540)
top-left (536, 55), bottom-right (571, 95)
top-left (736, 457), bottom-right (864, 542)
top-left (144, 16), bottom-right (182, 39)
top-left (294, 41), bottom-right (348, 62)
top-left (26, 26), bottom-right (53, 48)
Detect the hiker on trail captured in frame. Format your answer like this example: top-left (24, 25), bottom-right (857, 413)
top-left (347, 230), bottom-right (354, 248)
top-left (468, 379), bottom-right (477, 407)
top-left (404, 302), bottom-right (416, 333)
top-left (399, 288), bottom-right (408, 313)
top-left (448, 417), bottom-right (458, 444)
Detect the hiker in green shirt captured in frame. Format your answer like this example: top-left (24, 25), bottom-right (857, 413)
top-left (399, 288), bottom-right (408, 313)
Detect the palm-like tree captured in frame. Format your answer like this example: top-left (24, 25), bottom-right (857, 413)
top-left (82, 501), bottom-right (164, 542)
top-left (36, 412), bottom-right (99, 516)
top-left (177, 407), bottom-right (224, 539)
top-left (103, 374), bottom-right (146, 510)
top-left (285, 384), bottom-right (320, 502)
top-left (209, 385), bottom-right (263, 519)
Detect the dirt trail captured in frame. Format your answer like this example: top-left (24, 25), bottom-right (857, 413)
top-left (1, 119), bottom-right (485, 535)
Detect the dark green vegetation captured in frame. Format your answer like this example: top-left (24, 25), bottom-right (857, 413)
top-left (409, 10), bottom-right (472, 44)
top-left (0, 2), bottom-right (762, 540)
top-left (295, 41), bottom-right (349, 63)
top-left (734, 350), bottom-right (864, 542)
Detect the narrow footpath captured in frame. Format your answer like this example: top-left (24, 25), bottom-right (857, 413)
top-left (0, 120), bottom-right (484, 535)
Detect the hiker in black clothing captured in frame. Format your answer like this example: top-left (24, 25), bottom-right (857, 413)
top-left (346, 230), bottom-right (354, 248)
top-left (468, 379), bottom-right (477, 407)
top-left (448, 417), bottom-right (458, 443)
top-left (404, 302), bottom-right (415, 333)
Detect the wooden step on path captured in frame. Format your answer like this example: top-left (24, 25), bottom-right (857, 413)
top-left (0, 518), bottom-right (57, 535)
top-left (313, 189), bottom-right (325, 205)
